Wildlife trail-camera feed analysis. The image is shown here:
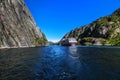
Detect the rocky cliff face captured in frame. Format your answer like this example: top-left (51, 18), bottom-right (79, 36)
top-left (62, 8), bottom-right (120, 46)
top-left (0, 0), bottom-right (47, 48)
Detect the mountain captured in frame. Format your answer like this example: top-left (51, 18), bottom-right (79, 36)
top-left (48, 41), bottom-right (59, 45)
top-left (62, 8), bottom-right (120, 46)
top-left (0, 0), bottom-right (47, 48)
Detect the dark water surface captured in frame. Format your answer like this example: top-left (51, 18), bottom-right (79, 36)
top-left (0, 46), bottom-right (120, 80)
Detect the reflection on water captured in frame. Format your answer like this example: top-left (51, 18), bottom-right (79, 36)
top-left (32, 46), bottom-right (82, 80)
top-left (0, 46), bottom-right (120, 80)
top-left (68, 46), bottom-right (79, 59)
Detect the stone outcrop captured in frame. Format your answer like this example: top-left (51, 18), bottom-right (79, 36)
top-left (0, 0), bottom-right (47, 48)
top-left (62, 8), bottom-right (120, 46)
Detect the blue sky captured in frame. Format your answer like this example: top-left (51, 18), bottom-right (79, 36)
top-left (24, 0), bottom-right (120, 42)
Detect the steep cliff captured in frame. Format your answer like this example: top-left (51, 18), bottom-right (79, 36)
top-left (0, 0), bottom-right (47, 48)
top-left (62, 8), bottom-right (120, 46)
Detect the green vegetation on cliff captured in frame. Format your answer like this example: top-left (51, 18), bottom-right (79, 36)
top-left (34, 33), bottom-right (48, 46)
top-left (63, 8), bottom-right (120, 46)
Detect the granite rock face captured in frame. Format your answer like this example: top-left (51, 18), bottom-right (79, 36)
top-left (62, 8), bottom-right (120, 46)
top-left (0, 0), bottom-right (47, 48)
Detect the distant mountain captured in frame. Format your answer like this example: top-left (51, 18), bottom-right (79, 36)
top-left (48, 41), bottom-right (58, 45)
top-left (62, 8), bottom-right (120, 46)
top-left (0, 0), bottom-right (47, 48)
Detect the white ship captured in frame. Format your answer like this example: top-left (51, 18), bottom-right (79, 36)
top-left (60, 38), bottom-right (77, 46)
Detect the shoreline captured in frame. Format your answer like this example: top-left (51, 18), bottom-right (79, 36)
top-left (0, 45), bottom-right (48, 50)
top-left (0, 46), bottom-right (36, 50)
top-left (0, 45), bottom-right (119, 50)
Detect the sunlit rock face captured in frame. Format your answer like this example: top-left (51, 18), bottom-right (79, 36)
top-left (62, 8), bottom-right (120, 46)
top-left (0, 0), bottom-right (46, 48)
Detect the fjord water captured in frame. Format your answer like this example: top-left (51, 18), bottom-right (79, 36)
top-left (0, 46), bottom-right (120, 80)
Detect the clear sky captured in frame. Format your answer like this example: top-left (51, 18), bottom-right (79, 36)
top-left (24, 0), bottom-right (120, 42)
